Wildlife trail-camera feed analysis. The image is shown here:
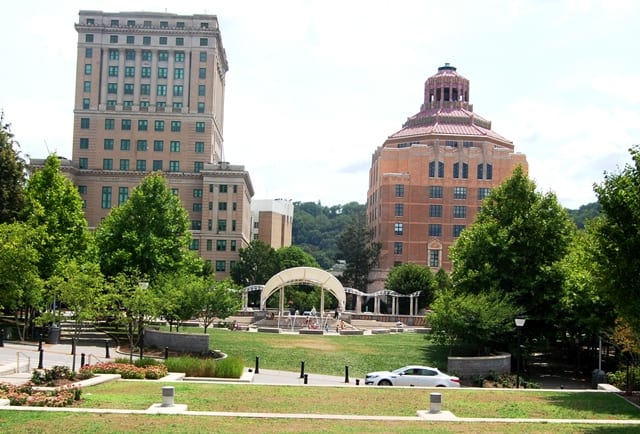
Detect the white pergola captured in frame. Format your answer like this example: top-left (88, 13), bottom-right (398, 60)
top-left (259, 267), bottom-right (346, 315)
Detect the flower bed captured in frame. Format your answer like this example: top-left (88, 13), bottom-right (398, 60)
top-left (0, 382), bottom-right (81, 407)
top-left (80, 361), bottom-right (168, 380)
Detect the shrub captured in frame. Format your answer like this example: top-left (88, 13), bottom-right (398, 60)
top-left (215, 356), bottom-right (244, 378)
top-left (607, 366), bottom-right (640, 390)
top-left (165, 356), bottom-right (210, 377)
top-left (31, 366), bottom-right (77, 386)
top-left (80, 362), bottom-right (167, 380)
top-left (134, 357), bottom-right (162, 368)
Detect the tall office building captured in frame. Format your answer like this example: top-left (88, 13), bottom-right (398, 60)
top-left (251, 199), bottom-right (294, 248)
top-left (69, 10), bottom-right (253, 278)
top-left (366, 64), bottom-right (527, 291)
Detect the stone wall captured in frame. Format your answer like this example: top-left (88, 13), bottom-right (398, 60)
top-left (447, 353), bottom-right (511, 378)
top-left (144, 329), bottom-right (209, 354)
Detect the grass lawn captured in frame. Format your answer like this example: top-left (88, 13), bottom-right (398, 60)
top-left (202, 328), bottom-right (444, 378)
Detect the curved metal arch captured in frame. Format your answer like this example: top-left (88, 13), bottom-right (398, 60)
top-left (260, 266), bottom-right (346, 311)
top-left (243, 284), bottom-right (265, 293)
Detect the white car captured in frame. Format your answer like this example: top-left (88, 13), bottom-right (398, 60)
top-left (364, 365), bottom-right (461, 387)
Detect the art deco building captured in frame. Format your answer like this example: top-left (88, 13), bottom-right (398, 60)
top-left (366, 64), bottom-right (527, 291)
top-left (67, 10), bottom-right (253, 278)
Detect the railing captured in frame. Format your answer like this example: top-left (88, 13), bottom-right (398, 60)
top-left (16, 352), bottom-right (31, 373)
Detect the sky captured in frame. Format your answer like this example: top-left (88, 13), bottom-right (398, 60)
top-left (1, 0), bottom-right (639, 210)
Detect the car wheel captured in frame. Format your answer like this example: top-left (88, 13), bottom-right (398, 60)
top-left (378, 379), bottom-right (392, 386)
top-left (436, 385), bottom-right (445, 387)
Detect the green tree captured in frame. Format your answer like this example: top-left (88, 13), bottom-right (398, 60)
top-left (276, 246), bottom-right (319, 270)
top-left (155, 272), bottom-right (206, 332)
top-left (0, 114), bottom-right (26, 224)
top-left (95, 172), bottom-right (194, 279)
top-left (23, 154), bottom-right (93, 281)
top-left (385, 263), bottom-right (437, 313)
top-left (450, 166), bottom-right (575, 343)
top-left (427, 288), bottom-right (519, 355)
top-left (230, 240), bottom-right (278, 286)
top-left (336, 211), bottom-right (380, 291)
top-left (201, 278), bottom-right (242, 333)
top-left (0, 223), bottom-right (44, 339)
top-left (592, 146), bottom-right (640, 333)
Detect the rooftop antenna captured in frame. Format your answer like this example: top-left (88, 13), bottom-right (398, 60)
top-left (44, 139), bottom-right (51, 154)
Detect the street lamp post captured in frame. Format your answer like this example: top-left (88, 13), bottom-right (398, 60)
top-left (515, 317), bottom-right (526, 389)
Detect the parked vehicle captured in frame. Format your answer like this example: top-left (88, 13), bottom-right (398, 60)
top-left (364, 365), bottom-right (460, 387)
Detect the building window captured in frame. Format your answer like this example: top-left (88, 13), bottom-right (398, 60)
top-left (153, 120), bottom-right (164, 132)
top-left (120, 159), bottom-right (130, 171)
top-left (107, 100), bottom-right (116, 107)
top-left (152, 160), bottom-right (163, 171)
top-left (108, 49), bottom-right (119, 60)
top-left (126, 35), bottom-right (134, 44)
top-left (477, 163), bottom-right (493, 180)
top-left (191, 220), bottom-right (201, 230)
top-left (123, 50), bottom-right (134, 61)
top-left (193, 203), bottom-right (202, 212)
top-left (135, 140), bottom-right (147, 152)
top-left (176, 37), bottom-right (184, 46)
top-left (231, 240), bottom-right (237, 251)
top-left (197, 102), bottom-right (205, 113)
top-left (174, 68), bottom-right (184, 79)
top-left (218, 219), bottom-right (227, 232)
top-left (453, 225), bottom-right (466, 237)
top-left (159, 36), bottom-right (167, 45)
top-left (121, 119), bottom-right (131, 130)
top-left (216, 240), bottom-right (227, 251)
top-left (142, 36), bottom-right (151, 46)
top-left (104, 139), bottom-right (114, 150)
top-left (195, 122), bottom-right (205, 133)
top-left (79, 138), bottom-right (89, 149)
top-left (170, 141), bottom-right (180, 152)
top-left (156, 85), bottom-right (167, 97)
top-left (429, 161), bottom-right (445, 178)
top-left (138, 120), bottom-right (148, 131)
top-left (200, 51), bottom-right (207, 62)
top-left (140, 84), bottom-right (150, 95)
top-left (193, 189), bottom-right (203, 198)
top-left (198, 68), bottom-right (206, 79)
top-left (120, 139), bottom-right (131, 151)
top-left (478, 188), bottom-right (492, 200)
top-left (176, 22), bottom-right (185, 29)
top-left (219, 184), bottom-right (228, 193)
top-left (453, 205), bottom-right (467, 218)
top-left (136, 160), bottom-right (146, 171)
top-left (428, 224), bottom-right (442, 237)
top-left (215, 260), bottom-right (226, 272)
top-left (453, 162), bottom-right (469, 179)
top-left (393, 242), bottom-right (403, 255)
top-left (85, 47), bottom-right (93, 58)
top-left (198, 85), bottom-right (206, 96)
top-left (78, 185), bottom-right (87, 194)
top-left (109, 35), bottom-right (118, 43)
top-left (85, 34), bottom-right (94, 42)
top-left (102, 158), bottom-right (113, 170)
top-left (142, 50), bottom-right (152, 61)
top-left (108, 66), bottom-right (119, 77)
top-left (206, 240), bottom-right (212, 251)
top-left (453, 187), bottom-right (467, 199)
top-left (171, 121), bottom-right (181, 132)
top-left (125, 66), bottom-right (135, 77)
top-left (157, 67), bottom-right (168, 79)
top-left (429, 204), bottom-right (442, 217)
top-left (194, 162), bottom-right (204, 172)
top-left (101, 187), bottom-right (112, 209)
top-left (218, 202), bottom-right (227, 211)
top-left (169, 161), bottom-right (179, 172)
top-left (190, 239), bottom-right (200, 251)
top-left (118, 187), bottom-right (129, 205)
top-left (158, 51), bottom-right (168, 61)
top-left (107, 82), bottom-right (118, 93)
top-left (394, 203), bottom-right (404, 216)
top-left (173, 85), bottom-right (183, 96)
top-left (429, 185), bottom-right (443, 198)
top-left (153, 140), bottom-right (164, 152)
top-left (232, 220), bottom-right (237, 231)
top-left (394, 223), bottom-right (403, 235)
top-left (80, 118), bottom-right (90, 129)
top-left (82, 98), bottom-right (90, 109)
top-left (105, 119), bottom-right (115, 130)
top-left (395, 184), bottom-right (404, 197)
top-left (175, 51), bottom-right (185, 62)
top-left (429, 250), bottom-right (440, 267)
top-left (79, 158), bottom-right (88, 169)
top-left (200, 38), bottom-right (209, 46)
top-left (195, 142), bottom-right (205, 153)
top-left (83, 81), bottom-right (91, 92)
top-left (110, 19), bottom-right (119, 26)
top-left (84, 64), bottom-right (92, 75)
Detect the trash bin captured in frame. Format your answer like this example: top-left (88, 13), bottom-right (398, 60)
top-left (591, 369), bottom-right (606, 389)
top-left (46, 326), bottom-right (61, 344)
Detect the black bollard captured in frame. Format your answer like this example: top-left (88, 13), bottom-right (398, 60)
top-left (0, 328), bottom-right (4, 347)
top-left (80, 353), bottom-right (86, 367)
top-left (255, 356), bottom-right (260, 374)
top-left (300, 361), bottom-right (305, 378)
top-left (105, 340), bottom-right (110, 358)
top-left (304, 374), bottom-right (308, 384)
top-left (356, 379), bottom-right (360, 386)
top-left (164, 346), bottom-right (169, 360)
top-left (71, 338), bottom-right (76, 355)
top-left (38, 349), bottom-right (44, 369)
top-left (345, 365), bottom-right (350, 383)
top-left (38, 338), bottom-right (43, 352)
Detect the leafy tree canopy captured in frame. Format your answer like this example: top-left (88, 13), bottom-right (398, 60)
top-left (450, 166), bottom-right (576, 342)
top-left (95, 172), bottom-right (195, 280)
top-left (0, 113), bottom-right (26, 224)
top-left (230, 240), bottom-right (278, 286)
top-left (385, 263), bottom-right (437, 310)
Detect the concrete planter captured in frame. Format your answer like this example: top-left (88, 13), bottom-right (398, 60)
top-left (447, 352), bottom-right (511, 379)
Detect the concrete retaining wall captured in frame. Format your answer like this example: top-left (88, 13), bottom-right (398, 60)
top-left (447, 352), bottom-right (511, 378)
top-left (144, 329), bottom-right (209, 354)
